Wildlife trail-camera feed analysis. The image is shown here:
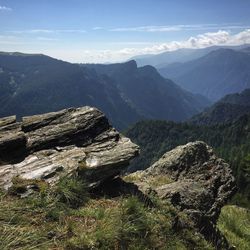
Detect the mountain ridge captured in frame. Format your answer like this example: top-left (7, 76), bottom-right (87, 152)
top-left (132, 44), bottom-right (250, 68)
top-left (0, 53), bottom-right (209, 129)
top-left (158, 48), bottom-right (250, 101)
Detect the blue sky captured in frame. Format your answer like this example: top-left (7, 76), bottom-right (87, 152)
top-left (1, 0), bottom-right (250, 62)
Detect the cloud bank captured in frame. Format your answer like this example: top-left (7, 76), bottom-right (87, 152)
top-left (80, 29), bottom-right (250, 63)
top-left (1, 28), bottom-right (250, 63)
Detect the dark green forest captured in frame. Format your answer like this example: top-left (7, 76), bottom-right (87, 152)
top-left (125, 114), bottom-right (250, 204)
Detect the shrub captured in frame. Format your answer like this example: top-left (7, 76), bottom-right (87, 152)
top-left (55, 176), bottom-right (89, 208)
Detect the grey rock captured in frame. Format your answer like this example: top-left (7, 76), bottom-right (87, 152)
top-left (126, 141), bottom-right (236, 249)
top-left (23, 107), bottom-right (110, 152)
top-left (0, 107), bottom-right (139, 190)
top-left (0, 115), bottom-right (16, 128)
top-left (0, 116), bottom-right (26, 163)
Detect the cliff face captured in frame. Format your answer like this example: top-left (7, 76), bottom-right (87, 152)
top-left (0, 107), bottom-right (139, 191)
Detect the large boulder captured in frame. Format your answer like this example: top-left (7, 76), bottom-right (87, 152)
top-left (0, 107), bottom-right (139, 190)
top-left (125, 141), bottom-right (236, 248)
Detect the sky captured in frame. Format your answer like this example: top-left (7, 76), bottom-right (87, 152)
top-left (1, 0), bottom-right (250, 63)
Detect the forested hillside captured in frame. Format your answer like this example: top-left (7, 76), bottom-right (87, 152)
top-left (125, 115), bottom-right (250, 202)
top-left (189, 88), bottom-right (250, 125)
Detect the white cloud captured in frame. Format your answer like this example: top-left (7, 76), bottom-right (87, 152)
top-left (110, 26), bottom-right (181, 32)
top-left (232, 29), bottom-right (250, 44)
top-left (13, 29), bottom-right (54, 34)
top-left (107, 42), bottom-right (155, 45)
top-left (109, 24), bottom-right (250, 32)
top-left (79, 29), bottom-right (250, 63)
top-left (2, 28), bottom-right (250, 63)
top-left (0, 5), bottom-right (12, 11)
top-left (37, 37), bottom-right (59, 41)
top-left (92, 27), bottom-right (103, 30)
top-left (59, 29), bottom-right (86, 33)
top-left (9, 29), bottom-right (86, 34)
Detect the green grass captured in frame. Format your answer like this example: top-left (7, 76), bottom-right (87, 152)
top-left (0, 193), bottom-right (53, 250)
top-left (0, 177), bottom-right (214, 249)
top-left (0, 224), bottom-right (51, 250)
top-left (124, 172), bottom-right (173, 189)
top-left (218, 205), bottom-right (250, 249)
top-left (65, 197), bottom-right (213, 250)
top-left (55, 176), bottom-right (89, 208)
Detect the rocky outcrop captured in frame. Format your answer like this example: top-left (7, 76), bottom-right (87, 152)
top-left (125, 141), bottom-right (236, 249)
top-left (0, 107), bottom-right (139, 191)
top-left (0, 108), bottom-right (237, 248)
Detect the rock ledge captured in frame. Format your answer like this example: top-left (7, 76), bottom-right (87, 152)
top-left (0, 107), bottom-right (139, 190)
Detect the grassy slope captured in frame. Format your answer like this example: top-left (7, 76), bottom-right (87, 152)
top-left (218, 205), bottom-right (250, 249)
top-left (0, 177), bottom-right (213, 250)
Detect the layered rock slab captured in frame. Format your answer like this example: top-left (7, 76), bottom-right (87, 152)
top-left (0, 107), bottom-right (139, 190)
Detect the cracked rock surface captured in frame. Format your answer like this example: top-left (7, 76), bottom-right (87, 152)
top-left (0, 107), bottom-right (139, 190)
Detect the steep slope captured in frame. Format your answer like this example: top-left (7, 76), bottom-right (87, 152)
top-left (0, 52), bottom-right (142, 130)
top-left (158, 48), bottom-right (250, 101)
top-left (189, 89), bottom-right (250, 125)
top-left (0, 53), bottom-right (209, 129)
top-left (133, 44), bottom-right (250, 68)
top-left (85, 60), bottom-right (210, 122)
top-left (220, 88), bottom-right (250, 106)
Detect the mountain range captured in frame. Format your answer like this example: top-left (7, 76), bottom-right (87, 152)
top-left (133, 44), bottom-right (250, 68)
top-left (0, 52), bottom-right (209, 129)
top-left (84, 61), bottom-right (209, 122)
top-left (158, 48), bottom-right (250, 101)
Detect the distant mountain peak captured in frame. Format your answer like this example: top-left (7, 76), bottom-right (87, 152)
top-left (124, 59), bottom-right (137, 67)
